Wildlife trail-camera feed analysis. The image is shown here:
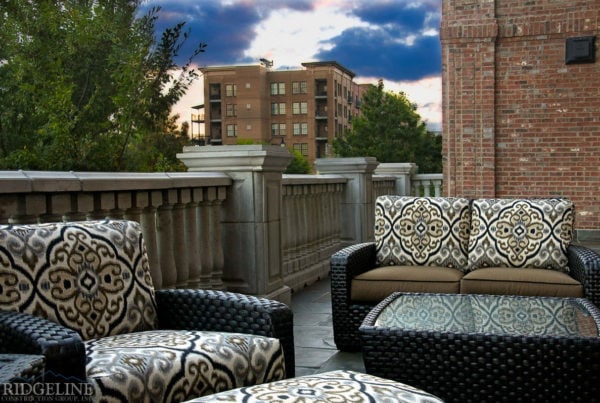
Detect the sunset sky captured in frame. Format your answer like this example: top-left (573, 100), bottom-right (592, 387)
top-left (145, 0), bottom-right (442, 130)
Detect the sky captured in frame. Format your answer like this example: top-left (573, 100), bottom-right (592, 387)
top-left (145, 0), bottom-right (442, 131)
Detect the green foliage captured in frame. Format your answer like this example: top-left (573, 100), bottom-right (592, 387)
top-left (333, 80), bottom-right (441, 173)
top-left (285, 150), bottom-right (311, 174)
top-left (0, 1), bottom-right (205, 171)
top-left (235, 139), bottom-right (267, 145)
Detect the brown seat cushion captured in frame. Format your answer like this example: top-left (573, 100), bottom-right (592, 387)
top-left (460, 267), bottom-right (584, 297)
top-left (351, 266), bottom-right (462, 302)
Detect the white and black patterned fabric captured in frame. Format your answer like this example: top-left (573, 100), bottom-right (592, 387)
top-left (468, 198), bottom-right (574, 272)
top-left (375, 196), bottom-right (471, 270)
top-left (0, 220), bottom-right (287, 402)
top-left (187, 370), bottom-right (444, 403)
top-left (0, 220), bottom-right (158, 339)
top-left (86, 330), bottom-right (285, 402)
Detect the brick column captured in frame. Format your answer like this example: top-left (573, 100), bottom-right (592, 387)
top-left (441, 0), bottom-right (498, 198)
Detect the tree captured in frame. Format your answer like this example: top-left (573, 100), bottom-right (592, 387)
top-left (284, 150), bottom-right (311, 174)
top-left (333, 80), bottom-right (441, 173)
top-left (0, 1), bottom-right (204, 171)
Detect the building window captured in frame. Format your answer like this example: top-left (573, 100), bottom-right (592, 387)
top-left (292, 81), bottom-right (307, 94)
top-left (292, 102), bottom-right (308, 115)
top-left (209, 83), bottom-right (221, 99)
top-left (271, 123), bottom-right (286, 136)
top-left (293, 143), bottom-right (309, 157)
top-left (293, 123), bottom-right (308, 136)
top-left (226, 124), bottom-right (238, 137)
top-left (270, 82), bottom-right (285, 95)
top-left (271, 102), bottom-right (286, 115)
top-left (226, 104), bottom-right (237, 117)
top-left (225, 84), bottom-right (237, 97)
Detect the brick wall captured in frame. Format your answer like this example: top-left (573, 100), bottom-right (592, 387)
top-left (442, 0), bottom-right (600, 231)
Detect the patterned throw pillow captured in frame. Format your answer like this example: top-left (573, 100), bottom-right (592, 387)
top-left (467, 198), bottom-right (574, 272)
top-left (0, 220), bottom-right (158, 340)
top-left (375, 196), bottom-right (471, 270)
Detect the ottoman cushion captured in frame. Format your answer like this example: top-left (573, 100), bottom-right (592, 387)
top-left (86, 330), bottom-right (285, 402)
top-left (186, 370), bottom-right (444, 402)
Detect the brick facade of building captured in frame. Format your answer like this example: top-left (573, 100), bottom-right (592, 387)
top-left (441, 0), bottom-right (600, 232)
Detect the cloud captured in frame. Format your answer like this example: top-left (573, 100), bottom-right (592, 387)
top-left (150, 0), bottom-right (443, 129)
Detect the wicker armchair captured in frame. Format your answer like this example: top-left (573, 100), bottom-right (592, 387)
top-left (0, 220), bottom-right (294, 402)
top-left (331, 242), bottom-right (600, 352)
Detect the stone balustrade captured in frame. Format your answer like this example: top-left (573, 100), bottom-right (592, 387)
top-left (0, 147), bottom-right (442, 304)
top-left (281, 175), bottom-right (346, 290)
top-left (0, 171), bottom-right (231, 291)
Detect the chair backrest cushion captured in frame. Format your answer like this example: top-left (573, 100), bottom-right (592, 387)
top-left (0, 220), bottom-right (158, 340)
top-left (467, 198), bottom-right (574, 272)
top-left (375, 196), bottom-right (471, 270)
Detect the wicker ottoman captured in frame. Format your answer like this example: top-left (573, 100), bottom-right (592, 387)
top-left (185, 370), bottom-right (444, 402)
top-left (360, 292), bottom-right (600, 403)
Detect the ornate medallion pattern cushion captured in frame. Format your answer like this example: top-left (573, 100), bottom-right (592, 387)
top-left (86, 330), bottom-right (286, 402)
top-left (0, 220), bottom-right (158, 340)
top-left (187, 370), bottom-right (444, 403)
top-left (468, 198), bottom-right (574, 272)
top-left (375, 196), bottom-right (471, 270)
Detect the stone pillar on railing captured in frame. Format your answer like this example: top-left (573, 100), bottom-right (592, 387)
top-left (314, 157), bottom-right (379, 246)
top-left (178, 145), bottom-right (293, 305)
top-left (374, 163), bottom-right (418, 195)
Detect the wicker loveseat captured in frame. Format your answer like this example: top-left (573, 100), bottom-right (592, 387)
top-left (0, 220), bottom-right (294, 402)
top-left (331, 196), bottom-right (600, 351)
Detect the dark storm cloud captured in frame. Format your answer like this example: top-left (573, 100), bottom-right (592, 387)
top-left (142, 1), bottom-right (261, 65)
top-left (315, 27), bottom-right (441, 81)
top-left (317, 0), bottom-right (442, 80)
top-left (353, 1), bottom-right (437, 32)
top-left (149, 0), bottom-right (441, 81)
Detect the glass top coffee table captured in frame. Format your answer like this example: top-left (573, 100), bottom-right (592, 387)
top-left (360, 292), bottom-right (600, 403)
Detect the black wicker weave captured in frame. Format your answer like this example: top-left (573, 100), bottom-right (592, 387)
top-left (0, 289), bottom-right (295, 381)
top-left (0, 310), bottom-right (86, 382)
top-left (330, 242), bottom-right (600, 352)
top-left (360, 293), bottom-right (600, 403)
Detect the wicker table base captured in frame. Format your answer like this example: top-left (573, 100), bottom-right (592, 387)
top-left (360, 292), bottom-right (600, 403)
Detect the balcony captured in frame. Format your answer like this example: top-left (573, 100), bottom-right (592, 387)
top-left (1, 146), bottom-right (599, 380)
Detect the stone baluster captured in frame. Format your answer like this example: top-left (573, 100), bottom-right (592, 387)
top-left (157, 189), bottom-right (178, 288)
top-left (65, 193), bottom-right (93, 222)
top-left (292, 185), bottom-right (306, 273)
top-left (10, 194), bottom-right (44, 224)
top-left (186, 188), bottom-right (202, 288)
top-left (197, 196), bottom-right (214, 289)
top-left (141, 191), bottom-right (162, 289)
top-left (172, 188), bottom-right (190, 288)
top-left (280, 186), bottom-right (293, 276)
top-left (209, 192), bottom-right (225, 290)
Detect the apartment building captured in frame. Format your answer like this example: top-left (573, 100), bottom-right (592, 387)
top-left (192, 61), bottom-right (368, 164)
